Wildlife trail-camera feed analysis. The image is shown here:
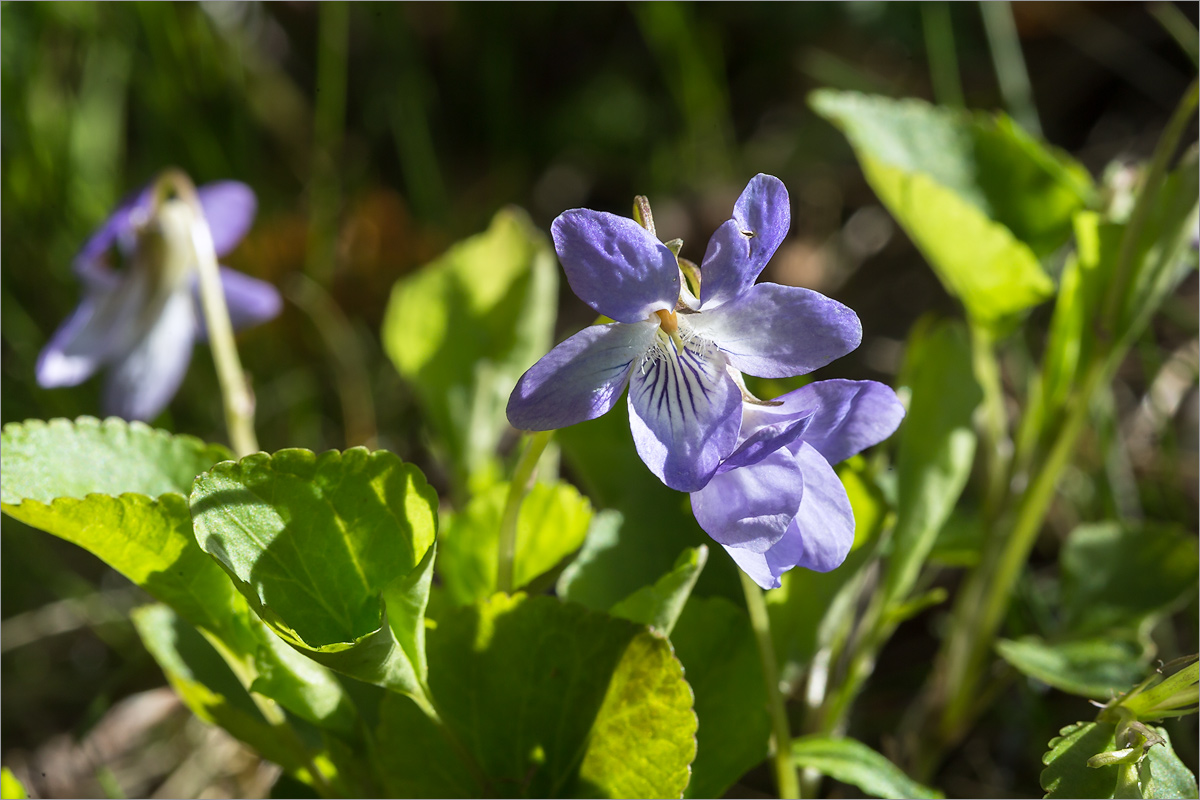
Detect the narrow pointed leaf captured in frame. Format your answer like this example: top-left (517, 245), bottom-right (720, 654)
top-left (791, 735), bottom-right (944, 799)
top-left (610, 545), bottom-right (707, 636)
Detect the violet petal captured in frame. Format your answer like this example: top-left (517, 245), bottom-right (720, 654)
top-left (507, 319), bottom-right (658, 431)
top-left (692, 282), bottom-right (862, 378)
top-left (627, 337), bottom-right (741, 492)
top-left (552, 210), bottom-right (679, 324)
top-left (691, 448), bottom-right (803, 552)
top-left (700, 174), bottom-right (790, 308)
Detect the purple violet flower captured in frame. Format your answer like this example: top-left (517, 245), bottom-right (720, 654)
top-left (506, 174), bottom-right (862, 492)
top-left (690, 379), bottom-right (905, 589)
top-left (36, 181), bottom-right (281, 421)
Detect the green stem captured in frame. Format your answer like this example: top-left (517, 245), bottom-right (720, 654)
top-left (923, 2), bottom-right (964, 108)
top-left (157, 169), bottom-right (259, 457)
top-left (740, 570), bottom-right (800, 800)
top-left (969, 322), bottom-right (1010, 524)
top-left (497, 431), bottom-right (553, 594)
top-left (938, 357), bottom-right (1103, 746)
top-left (980, 0), bottom-right (1041, 137)
top-left (1101, 77), bottom-right (1199, 330)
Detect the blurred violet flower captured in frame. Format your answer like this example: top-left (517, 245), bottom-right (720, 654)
top-left (36, 181), bottom-right (281, 421)
top-left (690, 380), bottom-right (905, 589)
top-left (507, 174), bottom-right (862, 492)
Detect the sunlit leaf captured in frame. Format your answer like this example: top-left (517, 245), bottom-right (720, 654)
top-left (375, 594), bottom-right (696, 798)
top-left (557, 405), bottom-right (740, 608)
top-left (1143, 728), bottom-right (1199, 799)
top-left (438, 480), bottom-right (592, 606)
top-left (131, 603), bottom-right (309, 777)
top-left (1, 768), bottom-right (28, 800)
top-left (791, 735), bottom-right (943, 799)
top-left (996, 635), bottom-right (1147, 698)
top-left (810, 91), bottom-right (1093, 327)
top-left (0, 416), bottom-right (231, 503)
top-left (190, 447), bottom-right (438, 696)
top-left (381, 208), bottom-right (558, 488)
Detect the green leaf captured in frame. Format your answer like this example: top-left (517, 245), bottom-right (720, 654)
top-left (1, 417), bottom-right (241, 643)
top-left (610, 545), bottom-right (707, 636)
top-left (381, 208), bottom-right (558, 487)
top-left (438, 480), bottom-right (593, 606)
top-left (249, 625), bottom-right (360, 736)
top-left (1061, 523), bottom-right (1199, 636)
top-left (0, 416), bottom-right (232, 503)
top-left (810, 91), bottom-right (1092, 327)
top-left (1042, 721), bottom-right (1121, 799)
top-left (131, 603), bottom-right (308, 776)
top-left (1041, 722), bottom-right (1198, 799)
top-left (881, 319), bottom-right (980, 610)
top-left (671, 596), bottom-right (770, 800)
top-left (376, 594), bottom-right (696, 798)
top-left (790, 735), bottom-right (943, 799)
top-left (1143, 728), bottom-right (1199, 799)
top-left (557, 404), bottom-right (740, 609)
top-left (190, 447), bottom-right (439, 696)
top-left (576, 627), bottom-right (697, 799)
top-left (1, 420), bottom-right (362, 738)
top-left (1122, 661), bottom-right (1200, 722)
top-left (996, 635), bottom-right (1147, 698)
top-left (1, 768), bottom-right (28, 800)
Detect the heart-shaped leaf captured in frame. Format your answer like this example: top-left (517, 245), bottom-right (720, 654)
top-left (190, 447), bottom-right (438, 697)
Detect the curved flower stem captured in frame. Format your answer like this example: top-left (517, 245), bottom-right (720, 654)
top-left (497, 431), bottom-right (554, 594)
top-left (739, 570), bottom-right (800, 800)
top-left (157, 168), bottom-right (259, 458)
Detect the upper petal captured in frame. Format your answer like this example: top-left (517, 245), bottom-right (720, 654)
top-left (691, 448), bottom-right (803, 553)
top-left (197, 181), bottom-right (258, 257)
top-left (785, 379), bottom-right (906, 465)
top-left (507, 319), bottom-right (658, 431)
top-left (552, 210), bottom-right (679, 323)
top-left (691, 282), bottom-right (862, 378)
top-left (102, 289), bottom-right (198, 421)
top-left (782, 442), bottom-right (856, 572)
top-left (699, 174), bottom-right (790, 308)
top-left (627, 336), bottom-right (741, 491)
top-left (74, 185), bottom-right (155, 287)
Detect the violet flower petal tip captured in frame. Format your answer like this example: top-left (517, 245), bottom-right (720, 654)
top-left (197, 181), bottom-right (258, 258)
top-left (506, 320), bottom-right (658, 432)
top-left (551, 209), bottom-right (679, 324)
top-left (787, 442), bottom-right (856, 573)
top-left (691, 448), bottom-right (804, 552)
top-left (693, 283), bottom-right (862, 378)
top-left (700, 173), bottom-right (791, 308)
top-left (780, 379), bottom-right (906, 466)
